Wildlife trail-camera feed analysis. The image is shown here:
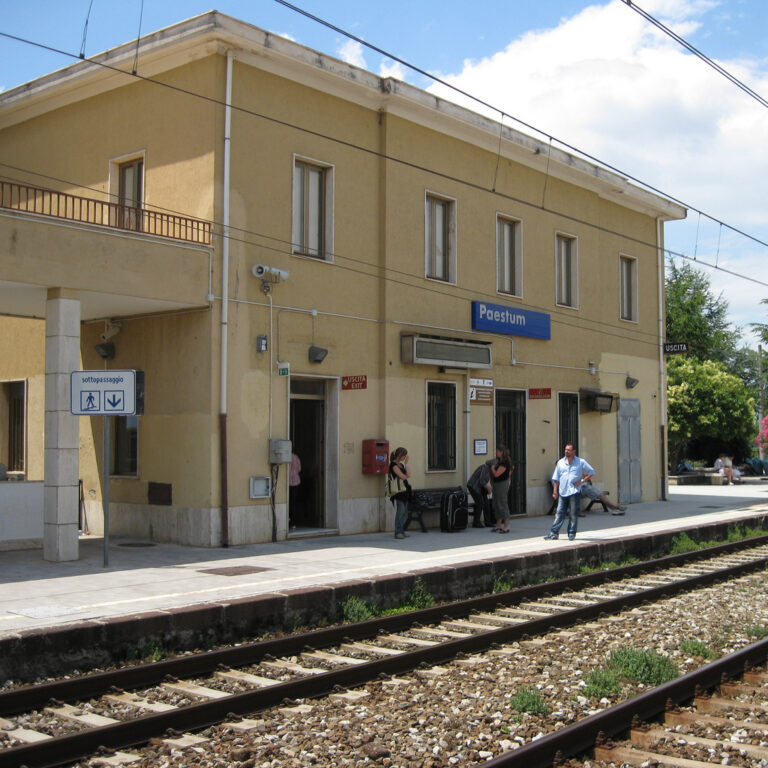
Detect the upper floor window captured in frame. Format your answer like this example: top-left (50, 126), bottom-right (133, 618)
top-left (110, 155), bottom-right (144, 231)
top-left (293, 158), bottom-right (333, 260)
top-left (497, 215), bottom-right (522, 296)
top-left (425, 193), bottom-right (456, 282)
top-left (620, 255), bottom-right (638, 322)
top-left (555, 233), bottom-right (578, 308)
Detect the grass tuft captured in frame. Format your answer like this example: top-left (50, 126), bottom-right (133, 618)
top-left (583, 667), bottom-right (622, 698)
top-left (608, 647), bottom-right (679, 685)
top-left (510, 687), bottom-right (549, 715)
top-left (680, 639), bottom-right (717, 660)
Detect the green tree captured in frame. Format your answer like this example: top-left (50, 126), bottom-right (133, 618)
top-left (665, 259), bottom-right (734, 363)
top-left (667, 357), bottom-right (755, 468)
top-left (751, 298), bottom-right (768, 346)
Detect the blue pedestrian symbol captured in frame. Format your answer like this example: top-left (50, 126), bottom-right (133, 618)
top-left (81, 391), bottom-right (100, 411)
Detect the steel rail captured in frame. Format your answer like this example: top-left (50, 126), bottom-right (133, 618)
top-left (481, 636), bottom-right (768, 767)
top-left (2, 551), bottom-right (767, 768)
top-left (2, 535), bottom-right (766, 717)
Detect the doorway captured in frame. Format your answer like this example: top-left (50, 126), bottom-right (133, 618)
top-left (289, 379), bottom-right (326, 529)
top-left (495, 389), bottom-right (527, 516)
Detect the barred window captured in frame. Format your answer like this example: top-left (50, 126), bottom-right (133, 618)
top-left (427, 381), bottom-right (456, 471)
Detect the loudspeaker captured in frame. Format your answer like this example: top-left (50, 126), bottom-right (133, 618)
top-left (308, 345), bottom-right (328, 364)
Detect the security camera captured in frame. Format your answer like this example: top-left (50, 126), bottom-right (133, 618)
top-left (252, 265), bottom-right (290, 281)
top-left (100, 322), bottom-right (122, 341)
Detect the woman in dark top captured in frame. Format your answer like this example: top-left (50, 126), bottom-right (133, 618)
top-left (490, 444), bottom-right (513, 533)
top-left (388, 447), bottom-right (411, 539)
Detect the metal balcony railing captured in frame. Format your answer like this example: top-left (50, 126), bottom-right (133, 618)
top-left (0, 180), bottom-right (211, 245)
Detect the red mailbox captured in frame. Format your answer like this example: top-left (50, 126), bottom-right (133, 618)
top-left (362, 439), bottom-right (389, 475)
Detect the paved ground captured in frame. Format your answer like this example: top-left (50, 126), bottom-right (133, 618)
top-left (2, 481), bottom-right (767, 638)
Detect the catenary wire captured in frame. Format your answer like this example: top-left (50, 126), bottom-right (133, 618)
top-left (621, 0), bottom-right (768, 110)
top-left (1, 155), bottom-right (765, 351)
top-left (2, 23), bottom-right (768, 264)
top-left (272, 0), bottom-right (768, 254)
top-left (0, 28), bottom-right (766, 340)
top-left (2, 22), bottom-right (768, 270)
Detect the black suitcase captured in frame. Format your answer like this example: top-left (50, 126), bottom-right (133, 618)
top-left (440, 488), bottom-right (469, 532)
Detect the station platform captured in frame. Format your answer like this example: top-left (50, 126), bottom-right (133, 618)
top-left (2, 482), bottom-right (767, 644)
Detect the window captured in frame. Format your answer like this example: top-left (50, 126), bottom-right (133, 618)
top-left (555, 233), bottom-right (578, 308)
top-left (118, 158), bottom-right (143, 231)
top-left (497, 215), bottom-right (522, 296)
top-left (427, 381), bottom-right (456, 471)
top-left (2, 380), bottom-right (25, 472)
top-left (425, 193), bottom-right (456, 282)
top-left (293, 158), bottom-right (333, 259)
top-left (112, 415), bottom-right (138, 476)
top-left (620, 255), bottom-right (638, 321)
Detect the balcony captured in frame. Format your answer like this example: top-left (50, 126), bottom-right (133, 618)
top-left (0, 181), bottom-right (212, 320)
top-left (0, 180), bottom-right (211, 245)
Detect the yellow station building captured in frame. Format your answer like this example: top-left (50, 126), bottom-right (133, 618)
top-left (0, 12), bottom-right (685, 560)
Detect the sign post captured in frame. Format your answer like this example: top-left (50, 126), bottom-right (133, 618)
top-left (70, 370), bottom-right (138, 567)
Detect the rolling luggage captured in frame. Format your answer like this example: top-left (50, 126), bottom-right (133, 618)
top-left (440, 487), bottom-right (469, 532)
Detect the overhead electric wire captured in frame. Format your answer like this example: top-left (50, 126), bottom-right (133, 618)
top-left (1, 18), bottom-right (767, 326)
top-left (272, 0), bottom-right (768, 254)
top-left (4, 158), bottom-right (762, 357)
top-left (2, 22), bottom-right (768, 265)
top-left (622, 0), bottom-right (768, 111)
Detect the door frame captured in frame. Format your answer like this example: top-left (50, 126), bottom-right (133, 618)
top-left (494, 387), bottom-right (527, 516)
top-left (288, 375), bottom-right (339, 531)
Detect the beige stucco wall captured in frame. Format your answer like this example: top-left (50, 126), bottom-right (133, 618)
top-left (0, 30), bottom-right (670, 549)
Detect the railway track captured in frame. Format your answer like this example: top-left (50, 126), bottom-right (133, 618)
top-left (486, 638), bottom-right (768, 768)
top-left (2, 537), bottom-right (768, 768)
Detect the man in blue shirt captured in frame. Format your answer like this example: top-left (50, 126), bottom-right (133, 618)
top-left (545, 444), bottom-right (594, 541)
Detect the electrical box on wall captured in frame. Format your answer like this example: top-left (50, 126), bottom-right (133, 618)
top-left (249, 476), bottom-right (271, 499)
top-left (362, 439), bottom-right (389, 474)
top-left (269, 438), bottom-right (292, 464)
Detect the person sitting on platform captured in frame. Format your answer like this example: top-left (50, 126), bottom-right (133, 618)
top-left (580, 479), bottom-right (627, 515)
top-left (714, 455), bottom-right (736, 485)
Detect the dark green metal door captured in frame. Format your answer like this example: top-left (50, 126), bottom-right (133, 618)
top-left (495, 390), bottom-right (526, 516)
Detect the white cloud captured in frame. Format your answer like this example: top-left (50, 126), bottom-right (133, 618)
top-left (379, 58), bottom-right (406, 80)
top-left (426, 0), bottom-right (768, 337)
top-left (337, 39), bottom-right (367, 68)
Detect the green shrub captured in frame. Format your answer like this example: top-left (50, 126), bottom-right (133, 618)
top-left (340, 595), bottom-right (373, 623)
top-left (582, 667), bottom-right (621, 698)
top-left (669, 532), bottom-right (700, 555)
top-left (608, 647), bottom-right (679, 685)
top-left (406, 577), bottom-right (435, 610)
top-left (493, 570), bottom-right (515, 593)
top-left (510, 688), bottom-right (549, 715)
top-left (680, 639), bottom-right (717, 660)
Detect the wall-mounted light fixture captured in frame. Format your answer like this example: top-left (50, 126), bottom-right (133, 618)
top-left (625, 375), bottom-right (639, 389)
top-left (309, 345), bottom-right (328, 364)
top-left (94, 342), bottom-right (115, 360)
top-left (588, 360), bottom-right (596, 375)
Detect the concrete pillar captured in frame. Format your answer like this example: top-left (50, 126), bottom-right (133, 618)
top-left (44, 288), bottom-right (81, 562)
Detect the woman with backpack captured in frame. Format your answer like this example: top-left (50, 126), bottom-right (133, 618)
top-left (387, 447), bottom-right (411, 539)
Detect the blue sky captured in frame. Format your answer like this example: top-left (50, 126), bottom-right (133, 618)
top-left (2, 0), bottom-right (768, 345)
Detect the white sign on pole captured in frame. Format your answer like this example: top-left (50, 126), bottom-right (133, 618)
top-left (70, 370), bottom-right (137, 415)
